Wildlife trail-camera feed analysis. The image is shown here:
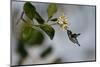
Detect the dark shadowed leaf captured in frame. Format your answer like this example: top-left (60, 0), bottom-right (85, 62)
top-left (16, 40), bottom-right (28, 65)
top-left (17, 40), bottom-right (28, 58)
top-left (47, 3), bottom-right (57, 19)
top-left (40, 46), bottom-right (53, 58)
top-left (21, 24), bottom-right (44, 45)
top-left (23, 2), bottom-right (44, 24)
top-left (23, 2), bottom-right (36, 20)
top-left (40, 24), bottom-right (55, 40)
top-left (50, 18), bottom-right (58, 22)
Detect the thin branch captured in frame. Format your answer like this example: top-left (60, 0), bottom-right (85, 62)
top-left (21, 18), bottom-right (28, 23)
top-left (49, 22), bottom-right (58, 25)
top-left (21, 11), bottom-right (24, 19)
top-left (16, 11), bottom-right (24, 25)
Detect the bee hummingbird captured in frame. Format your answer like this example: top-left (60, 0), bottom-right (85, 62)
top-left (67, 30), bottom-right (80, 46)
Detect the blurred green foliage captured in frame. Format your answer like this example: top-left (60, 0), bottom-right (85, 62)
top-left (24, 2), bottom-right (36, 20)
top-left (24, 2), bottom-right (44, 24)
top-left (16, 40), bottom-right (28, 64)
top-left (40, 24), bottom-right (55, 40)
top-left (34, 11), bottom-right (45, 24)
top-left (21, 23), bottom-right (44, 45)
top-left (47, 3), bottom-right (57, 19)
top-left (17, 2), bottom-right (57, 64)
top-left (40, 46), bottom-right (53, 58)
top-left (17, 40), bottom-right (28, 58)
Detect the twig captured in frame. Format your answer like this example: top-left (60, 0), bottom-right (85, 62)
top-left (16, 11), bottom-right (24, 25)
top-left (49, 22), bottom-right (58, 25)
top-left (21, 18), bottom-right (28, 23)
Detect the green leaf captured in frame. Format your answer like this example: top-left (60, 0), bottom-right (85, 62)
top-left (34, 11), bottom-right (45, 24)
top-left (40, 24), bottom-right (55, 40)
top-left (21, 24), bottom-right (44, 45)
top-left (40, 46), bottom-right (53, 58)
top-left (23, 2), bottom-right (36, 20)
top-left (23, 2), bottom-right (45, 24)
top-left (50, 18), bottom-right (58, 22)
top-left (47, 3), bottom-right (57, 19)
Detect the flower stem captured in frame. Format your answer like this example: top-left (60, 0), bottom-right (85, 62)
top-left (49, 22), bottom-right (58, 25)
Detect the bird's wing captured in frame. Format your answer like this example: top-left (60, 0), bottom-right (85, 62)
top-left (72, 38), bottom-right (80, 46)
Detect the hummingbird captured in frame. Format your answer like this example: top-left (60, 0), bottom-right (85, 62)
top-left (67, 30), bottom-right (80, 46)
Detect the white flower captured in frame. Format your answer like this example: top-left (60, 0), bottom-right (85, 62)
top-left (57, 13), bottom-right (69, 30)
